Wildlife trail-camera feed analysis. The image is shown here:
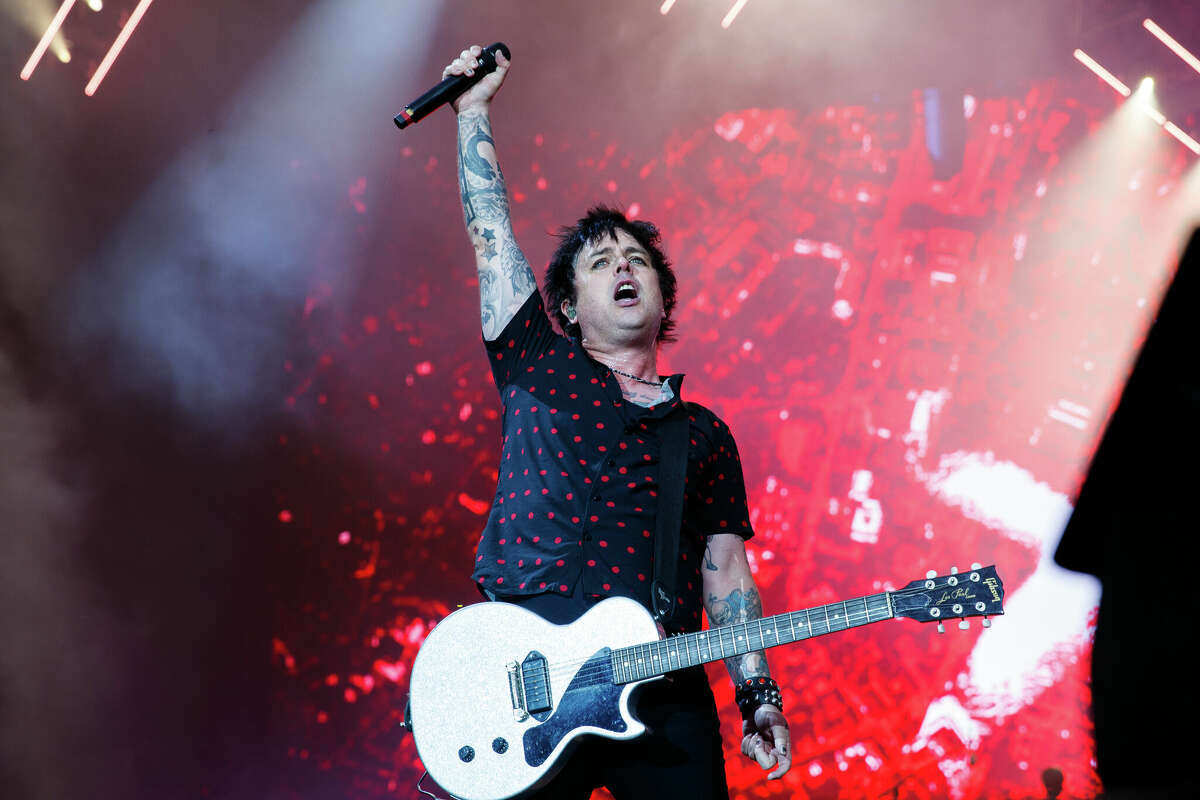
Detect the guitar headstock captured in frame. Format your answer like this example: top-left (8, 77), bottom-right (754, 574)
top-left (891, 564), bottom-right (1005, 632)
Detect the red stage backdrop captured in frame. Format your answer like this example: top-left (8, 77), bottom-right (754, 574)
top-left (271, 79), bottom-right (1192, 800)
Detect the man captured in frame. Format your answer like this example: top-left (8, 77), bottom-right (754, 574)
top-left (445, 45), bottom-right (790, 798)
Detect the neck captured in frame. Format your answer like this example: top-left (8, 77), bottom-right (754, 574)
top-left (583, 342), bottom-right (661, 385)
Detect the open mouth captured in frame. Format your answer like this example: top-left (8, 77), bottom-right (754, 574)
top-left (613, 280), bottom-right (639, 305)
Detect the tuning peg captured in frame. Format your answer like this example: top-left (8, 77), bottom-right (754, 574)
top-left (937, 622), bottom-right (945, 633)
top-left (926, 570), bottom-right (937, 579)
top-left (982, 617), bottom-right (991, 628)
top-left (949, 566), bottom-right (959, 575)
top-left (958, 619), bottom-right (969, 630)
top-left (971, 562), bottom-right (982, 570)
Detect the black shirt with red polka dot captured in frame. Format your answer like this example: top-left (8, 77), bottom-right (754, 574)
top-left (475, 291), bottom-right (754, 633)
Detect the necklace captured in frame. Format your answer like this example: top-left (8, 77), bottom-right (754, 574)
top-left (609, 366), bottom-right (663, 386)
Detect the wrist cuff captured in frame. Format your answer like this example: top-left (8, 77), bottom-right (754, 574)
top-left (735, 676), bottom-right (783, 717)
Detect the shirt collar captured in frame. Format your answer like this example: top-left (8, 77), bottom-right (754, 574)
top-left (573, 337), bottom-right (687, 417)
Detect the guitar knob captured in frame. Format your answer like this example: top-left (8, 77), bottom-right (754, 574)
top-left (958, 619), bottom-right (969, 630)
top-left (982, 617), bottom-right (991, 628)
top-left (926, 570), bottom-right (937, 579)
top-left (937, 622), bottom-right (945, 634)
top-left (971, 562), bottom-right (982, 570)
top-left (949, 566), bottom-right (959, 575)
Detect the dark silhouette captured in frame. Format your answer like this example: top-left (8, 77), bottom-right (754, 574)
top-left (1056, 229), bottom-right (1200, 800)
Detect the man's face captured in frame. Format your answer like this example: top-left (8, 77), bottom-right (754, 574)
top-left (565, 228), bottom-right (665, 347)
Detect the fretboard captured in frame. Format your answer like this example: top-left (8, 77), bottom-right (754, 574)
top-left (610, 592), bottom-right (894, 684)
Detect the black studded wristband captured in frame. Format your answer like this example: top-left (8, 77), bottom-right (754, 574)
top-left (735, 676), bottom-right (783, 717)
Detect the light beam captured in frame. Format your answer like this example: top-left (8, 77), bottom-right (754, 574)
top-left (19, 0), bottom-right (77, 81)
top-left (1073, 49), bottom-right (1131, 96)
top-left (1164, 121), bottom-right (1200, 155)
top-left (1144, 18), bottom-right (1200, 77)
top-left (721, 0), bottom-right (749, 29)
top-left (85, 0), bottom-right (156, 96)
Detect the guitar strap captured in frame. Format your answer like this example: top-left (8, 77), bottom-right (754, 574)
top-left (651, 402), bottom-right (690, 627)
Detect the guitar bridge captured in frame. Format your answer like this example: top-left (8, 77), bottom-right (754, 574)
top-left (506, 661), bottom-right (528, 722)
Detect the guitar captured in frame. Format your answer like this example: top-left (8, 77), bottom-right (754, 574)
top-left (407, 564), bottom-right (1005, 800)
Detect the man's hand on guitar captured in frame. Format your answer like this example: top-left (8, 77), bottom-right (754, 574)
top-left (741, 704), bottom-right (791, 780)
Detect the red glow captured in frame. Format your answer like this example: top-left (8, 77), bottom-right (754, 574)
top-left (458, 493), bottom-right (490, 515)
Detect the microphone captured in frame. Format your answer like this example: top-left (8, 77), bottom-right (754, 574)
top-left (394, 42), bottom-right (511, 130)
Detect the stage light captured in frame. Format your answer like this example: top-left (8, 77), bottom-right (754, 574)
top-left (1073, 49), bottom-right (1131, 96)
top-left (721, 0), bottom-right (749, 29)
top-left (1130, 78), bottom-right (1165, 124)
top-left (1144, 18), bottom-right (1200, 77)
top-left (19, 0), bottom-right (77, 81)
top-left (56, 47), bottom-right (70, 64)
top-left (84, 0), bottom-right (156, 96)
top-left (87, 0), bottom-right (102, 10)
top-left (659, 0), bottom-right (676, 14)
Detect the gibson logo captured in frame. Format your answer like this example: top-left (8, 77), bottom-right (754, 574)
top-left (983, 577), bottom-right (1001, 602)
top-left (935, 586), bottom-right (977, 604)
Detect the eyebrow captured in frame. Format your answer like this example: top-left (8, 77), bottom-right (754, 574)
top-left (586, 244), bottom-right (649, 260)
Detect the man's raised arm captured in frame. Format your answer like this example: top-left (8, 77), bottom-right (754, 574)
top-left (444, 45), bottom-right (537, 341)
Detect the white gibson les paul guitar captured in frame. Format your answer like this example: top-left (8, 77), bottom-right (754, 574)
top-left (406, 564), bottom-right (1005, 800)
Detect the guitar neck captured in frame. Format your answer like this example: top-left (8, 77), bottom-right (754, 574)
top-left (610, 592), bottom-right (894, 684)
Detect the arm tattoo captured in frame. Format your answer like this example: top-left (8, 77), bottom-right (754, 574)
top-left (706, 587), bottom-right (771, 683)
top-left (456, 109), bottom-right (535, 340)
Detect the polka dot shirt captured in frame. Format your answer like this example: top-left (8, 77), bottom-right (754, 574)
top-left (474, 292), bottom-right (754, 632)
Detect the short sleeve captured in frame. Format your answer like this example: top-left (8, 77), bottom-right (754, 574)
top-left (484, 291), bottom-right (562, 392)
top-left (691, 416), bottom-right (755, 540)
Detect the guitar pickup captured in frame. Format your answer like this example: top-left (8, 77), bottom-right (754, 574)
top-left (520, 651), bottom-right (552, 715)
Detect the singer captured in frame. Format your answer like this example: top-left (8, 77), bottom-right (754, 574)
top-left (441, 44), bottom-right (791, 798)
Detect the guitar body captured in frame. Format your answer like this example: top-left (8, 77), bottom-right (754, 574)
top-left (409, 597), bottom-right (661, 800)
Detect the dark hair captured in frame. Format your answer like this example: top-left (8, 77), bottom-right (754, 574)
top-left (544, 206), bottom-right (677, 343)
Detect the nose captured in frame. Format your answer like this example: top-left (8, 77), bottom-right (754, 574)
top-left (615, 256), bottom-right (631, 273)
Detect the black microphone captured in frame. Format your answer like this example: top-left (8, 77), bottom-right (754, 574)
top-left (394, 42), bottom-right (511, 130)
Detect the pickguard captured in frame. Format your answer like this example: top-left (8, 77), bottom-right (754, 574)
top-left (522, 648), bottom-right (628, 767)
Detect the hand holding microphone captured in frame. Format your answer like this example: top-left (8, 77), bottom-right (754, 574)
top-left (394, 43), bottom-right (511, 129)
